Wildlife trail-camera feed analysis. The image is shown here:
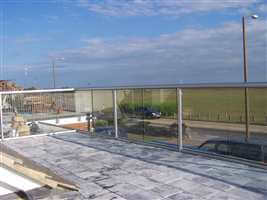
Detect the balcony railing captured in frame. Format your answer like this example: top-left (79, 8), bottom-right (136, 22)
top-left (0, 88), bottom-right (76, 139)
top-left (0, 83), bottom-right (267, 166)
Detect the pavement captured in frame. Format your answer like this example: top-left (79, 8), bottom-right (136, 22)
top-left (3, 132), bottom-right (267, 200)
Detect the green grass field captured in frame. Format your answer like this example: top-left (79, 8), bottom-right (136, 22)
top-left (118, 88), bottom-right (267, 125)
top-left (182, 88), bottom-right (267, 124)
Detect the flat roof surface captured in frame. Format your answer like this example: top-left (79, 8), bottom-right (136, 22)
top-left (3, 133), bottom-right (267, 200)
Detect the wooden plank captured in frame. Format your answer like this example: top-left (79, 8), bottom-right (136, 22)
top-left (0, 145), bottom-right (79, 192)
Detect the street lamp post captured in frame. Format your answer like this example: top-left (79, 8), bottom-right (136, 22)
top-left (242, 14), bottom-right (258, 142)
top-left (52, 57), bottom-right (64, 89)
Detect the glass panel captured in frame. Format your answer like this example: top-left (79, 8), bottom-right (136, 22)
top-left (183, 87), bottom-right (267, 165)
top-left (92, 90), bottom-right (114, 136)
top-left (183, 88), bottom-right (245, 150)
top-left (249, 88), bottom-right (267, 126)
top-left (143, 89), bottom-right (178, 148)
top-left (117, 89), bottom-right (144, 142)
top-left (60, 90), bottom-right (92, 132)
top-left (249, 88), bottom-right (267, 164)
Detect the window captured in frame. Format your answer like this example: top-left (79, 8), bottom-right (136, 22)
top-left (216, 143), bottom-right (229, 155)
top-left (200, 142), bottom-right (216, 152)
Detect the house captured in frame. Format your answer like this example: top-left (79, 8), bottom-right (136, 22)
top-left (0, 80), bottom-right (23, 91)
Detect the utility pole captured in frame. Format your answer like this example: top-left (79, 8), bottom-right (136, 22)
top-left (242, 14), bottom-right (258, 142)
top-left (52, 57), bottom-right (64, 89)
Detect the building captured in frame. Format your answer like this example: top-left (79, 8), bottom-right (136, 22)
top-left (0, 80), bottom-right (23, 91)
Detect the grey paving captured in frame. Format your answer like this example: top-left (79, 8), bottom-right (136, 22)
top-left (3, 132), bottom-right (267, 200)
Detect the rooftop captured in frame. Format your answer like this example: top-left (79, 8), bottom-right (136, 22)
top-left (2, 132), bottom-right (267, 200)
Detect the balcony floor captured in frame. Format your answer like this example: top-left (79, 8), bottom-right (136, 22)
top-left (3, 132), bottom-right (267, 200)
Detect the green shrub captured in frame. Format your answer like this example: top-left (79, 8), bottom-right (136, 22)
top-left (107, 119), bottom-right (114, 125)
top-left (95, 119), bottom-right (108, 127)
top-left (156, 102), bottom-right (176, 116)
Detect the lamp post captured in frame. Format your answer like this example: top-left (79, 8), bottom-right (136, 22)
top-left (52, 57), bottom-right (64, 88)
top-left (242, 14), bottom-right (258, 142)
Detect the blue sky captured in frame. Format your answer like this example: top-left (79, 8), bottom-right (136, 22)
top-left (0, 0), bottom-right (266, 88)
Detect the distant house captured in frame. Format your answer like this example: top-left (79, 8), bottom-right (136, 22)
top-left (0, 80), bottom-right (23, 91)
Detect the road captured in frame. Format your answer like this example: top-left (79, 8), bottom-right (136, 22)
top-left (144, 118), bottom-right (267, 134)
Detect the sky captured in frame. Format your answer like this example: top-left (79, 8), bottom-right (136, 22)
top-left (0, 0), bottom-right (266, 88)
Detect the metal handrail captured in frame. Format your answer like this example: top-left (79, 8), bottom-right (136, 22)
top-left (1, 82), bottom-right (266, 94)
top-left (0, 88), bottom-right (75, 95)
top-left (76, 82), bottom-right (267, 90)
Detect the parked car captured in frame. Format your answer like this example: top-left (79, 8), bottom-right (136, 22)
top-left (135, 107), bottom-right (161, 119)
top-left (198, 139), bottom-right (267, 163)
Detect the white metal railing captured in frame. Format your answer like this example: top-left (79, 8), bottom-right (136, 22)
top-left (0, 88), bottom-right (74, 95)
top-left (0, 88), bottom-right (75, 140)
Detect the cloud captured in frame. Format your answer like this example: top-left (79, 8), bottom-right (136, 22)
top-left (74, 0), bottom-right (260, 17)
top-left (50, 19), bottom-right (266, 84)
top-left (258, 4), bottom-right (267, 12)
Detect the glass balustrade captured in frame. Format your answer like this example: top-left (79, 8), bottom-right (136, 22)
top-left (1, 85), bottom-right (266, 165)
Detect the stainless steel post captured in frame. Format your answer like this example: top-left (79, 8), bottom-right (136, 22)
top-left (113, 90), bottom-right (118, 138)
top-left (142, 88), bottom-right (145, 141)
top-left (91, 90), bottom-right (94, 114)
top-left (177, 88), bottom-right (183, 151)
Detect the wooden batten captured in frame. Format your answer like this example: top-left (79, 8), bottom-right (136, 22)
top-left (0, 145), bottom-right (79, 192)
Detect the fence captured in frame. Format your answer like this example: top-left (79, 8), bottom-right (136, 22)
top-left (1, 83), bottom-right (267, 165)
